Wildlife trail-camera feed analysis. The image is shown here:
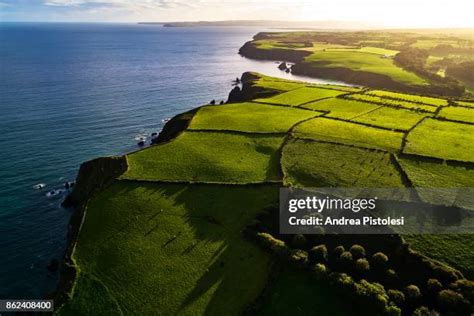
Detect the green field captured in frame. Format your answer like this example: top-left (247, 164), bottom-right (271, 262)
top-left (345, 94), bottom-right (439, 112)
top-left (293, 117), bottom-right (404, 152)
top-left (328, 46), bottom-right (399, 56)
top-left (258, 267), bottom-right (352, 315)
top-left (351, 106), bottom-right (428, 130)
top-left (254, 87), bottom-right (348, 106)
top-left (300, 98), bottom-right (380, 119)
top-left (58, 182), bottom-right (278, 315)
top-left (438, 106), bottom-right (474, 123)
top-left (365, 90), bottom-right (449, 106)
top-left (122, 131), bottom-right (285, 183)
top-left (455, 101), bottom-right (474, 108)
top-left (304, 50), bottom-right (426, 85)
top-left (282, 139), bottom-right (405, 188)
top-left (404, 118), bottom-right (474, 162)
top-left (189, 102), bottom-right (319, 133)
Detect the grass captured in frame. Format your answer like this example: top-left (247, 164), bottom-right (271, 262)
top-left (253, 78), bottom-right (307, 92)
top-left (60, 182), bottom-right (278, 315)
top-left (258, 266), bottom-right (352, 316)
top-left (328, 46), bottom-right (399, 56)
top-left (438, 106), bottom-right (474, 123)
top-left (455, 101), bottom-right (474, 108)
top-left (188, 102), bottom-right (319, 133)
top-left (282, 139), bottom-right (405, 188)
top-left (404, 118), bottom-right (474, 162)
top-left (351, 106), bottom-right (428, 131)
top-left (300, 98), bottom-right (380, 120)
top-left (397, 157), bottom-right (474, 209)
top-left (122, 131), bottom-right (285, 183)
top-left (365, 90), bottom-right (448, 106)
top-left (293, 117), bottom-right (404, 152)
top-left (305, 50), bottom-right (427, 85)
top-left (345, 94), bottom-right (439, 112)
top-left (403, 235), bottom-right (474, 279)
top-left (254, 87), bottom-right (348, 106)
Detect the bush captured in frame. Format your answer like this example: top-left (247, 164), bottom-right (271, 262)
top-left (437, 289), bottom-right (470, 316)
top-left (333, 245), bottom-right (345, 257)
top-left (385, 305), bottom-right (401, 316)
top-left (412, 306), bottom-right (438, 316)
top-left (308, 244), bottom-right (328, 263)
top-left (451, 279), bottom-right (474, 303)
top-left (427, 278), bottom-right (443, 294)
top-left (329, 272), bottom-right (356, 293)
top-left (372, 252), bottom-right (389, 268)
top-left (354, 258), bottom-right (370, 274)
top-left (289, 249), bottom-right (308, 267)
top-left (350, 244), bottom-right (366, 259)
top-left (256, 232), bottom-right (290, 258)
top-left (388, 289), bottom-right (405, 306)
top-left (292, 234), bottom-right (306, 249)
top-left (404, 285), bottom-right (422, 303)
top-left (339, 251), bottom-right (353, 269)
top-left (433, 265), bottom-right (461, 284)
top-left (311, 263), bottom-right (328, 280)
top-left (385, 269), bottom-right (399, 287)
top-left (355, 280), bottom-right (389, 312)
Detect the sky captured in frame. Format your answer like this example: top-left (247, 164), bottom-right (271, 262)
top-left (0, 0), bottom-right (473, 28)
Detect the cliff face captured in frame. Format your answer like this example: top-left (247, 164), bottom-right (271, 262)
top-left (227, 72), bottom-right (281, 103)
top-left (239, 41), bottom-right (311, 63)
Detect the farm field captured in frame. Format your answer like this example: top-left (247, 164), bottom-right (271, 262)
top-left (122, 131), bottom-right (285, 183)
top-left (403, 118), bottom-right (474, 162)
top-left (351, 106), bottom-right (428, 131)
top-left (345, 93), bottom-right (439, 112)
top-left (188, 102), bottom-right (319, 133)
top-left (365, 90), bottom-right (449, 106)
top-left (254, 86), bottom-right (348, 106)
top-left (281, 139), bottom-right (406, 188)
top-left (58, 182), bottom-right (278, 315)
top-left (300, 98), bottom-right (380, 119)
top-left (293, 117), bottom-right (404, 152)
top-left (456, 101), bottom-right (474, 108)
top-left (304, 50), bottom-right (426, 85)
top-left (62, 73), bottom-right (474, 315)
top-left (438, 106), bottom-right (474, 123)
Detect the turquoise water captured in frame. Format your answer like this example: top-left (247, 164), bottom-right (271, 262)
top-left (0, 23), bottom-right (346, 298)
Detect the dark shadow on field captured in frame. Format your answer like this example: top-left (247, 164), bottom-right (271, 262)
top-left (114, 180), bottom-right (279, 314)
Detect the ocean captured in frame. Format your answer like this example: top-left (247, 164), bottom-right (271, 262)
top-left (0, 23), bottom-right (346, 298)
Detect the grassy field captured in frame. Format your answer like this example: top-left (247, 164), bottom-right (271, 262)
top-left (300, 98), bottom-right (380, 120)
top-left (404, 118), bottom-right (474, 162)
top-left (257, 266), bottom-right (352, 315)
top-left (282, 139), bottom-right (405, 188)
top-left (351, 106), bottom-right (428, 130)
top-left (404, 235), bottom-right (474, 279)
top-left (254, 87), bottom-right (348, 106)
top-left (328, 46), bottom-right (399, 56)
top-left (456, 101), bottom-right (474, 108)
top-left (365, 90), bottom-right (449, 106)
top-left (304, 51), bottom-right (426, 85)
top-left (345, 94), bottom-right (439, 112)
top-left (59, 182), bottom-right (278, 315)
top-left (122, 131), bottom-right (285, 183)
top-left (293, 117), bottom-right (404, 152)
top-left (188, 102), bottom-right (319, 133)
top-left (438, 106), bottom-right (474, 123)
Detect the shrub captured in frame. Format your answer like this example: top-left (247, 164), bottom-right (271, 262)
top-left (388, 289), bottom-right (405, 306)
top-left (354, 258), bottom-right (370, 274)
top-left (451, 279), bottom-right (474, 303)
top-left (350, 244), bottom-right (366, 259)
top-left (433, 265), bottom-right (461, 284)
top-left (404, 285), bottom-right (422, 303)
top-left (427, 278), bottom-right (443, 294)
top-left (292, 234), bottom-right (306, 249)
top-left (339, 251), bottom-right (353, 268)
top-left (372, 252), bottom-right (389, 268)
top-left (308, 244), bottom-right (328, 263)
top-left (412, 306), bottom-right (438, 316)
top-left (333, 245), bottom-right (345, 257)
top-left (289, 249), bottom-right (308, 267)
top-left (256, 232), bottom-right (290, 258)
top-left (329, 272), bottom-right (356, 293)
top-left (437, 289), bottom-right (470, 316)
top-left (385, 269), bottom-right (399, 287)
top-left (355, 280), bottom-right (389, 312)
top-left (385, 305), bottom-right (402, 316)
top-left (311, 263), bottom-right (328, 280)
